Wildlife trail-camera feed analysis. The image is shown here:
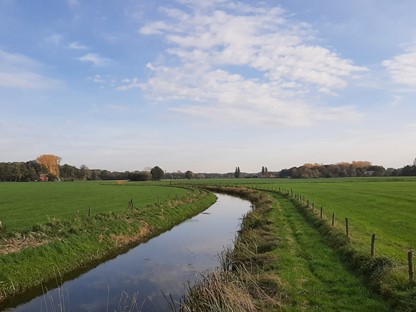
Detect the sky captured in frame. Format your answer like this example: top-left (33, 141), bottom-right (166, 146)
top-left (0, 0), bottom-right (415, 173)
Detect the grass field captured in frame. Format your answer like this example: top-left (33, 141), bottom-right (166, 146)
top-left (0, 181), bottom-right (188, 232)
top-left (261, 178), bottom-right (416, 264)
top-left (178, 177), bottom-right (416, 263)
top-left (0, 183), bottom-right (215, 304)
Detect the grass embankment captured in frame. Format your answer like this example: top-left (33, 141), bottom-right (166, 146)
top-left (0, 184), bottom-right (216, 306)
top-left (181, 186), bottom-right (388, 311)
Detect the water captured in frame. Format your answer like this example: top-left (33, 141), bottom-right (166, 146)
top-left (5, 194), bottom-right (251, 311)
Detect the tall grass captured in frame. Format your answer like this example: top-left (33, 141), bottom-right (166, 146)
top-left (180, 187), bottom-right (282, 311)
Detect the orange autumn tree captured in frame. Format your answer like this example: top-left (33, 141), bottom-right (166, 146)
top-left (36, 154), bottom-right (62, 178)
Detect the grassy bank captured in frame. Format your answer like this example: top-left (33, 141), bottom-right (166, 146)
top-left (0, 186), bottom-right (216, 306)
top-left (181, 186), bottom-right (388, 311)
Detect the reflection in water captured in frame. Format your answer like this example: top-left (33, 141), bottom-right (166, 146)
top-left (7, 194), bottom-right (251, 312)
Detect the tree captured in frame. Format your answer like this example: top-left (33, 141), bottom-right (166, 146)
top-left (185, 170), bottom-right (194, 179)
top-left (128, 171), bottom-right (151, 181)
top-left (234, 167), bottom-right (240, 178)
top-left (150, 166), bottom-right (164, 181)
top-left (36, 154), bottom-right (62, 178)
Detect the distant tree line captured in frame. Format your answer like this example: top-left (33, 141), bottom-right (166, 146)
top-left (0, 161), bottom-right (48, 182)
top-left (1, 157), bottom-right (416, 182)
top-left (278, 161), bottom-right (404, 178)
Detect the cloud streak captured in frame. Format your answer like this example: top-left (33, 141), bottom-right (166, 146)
top-left (0, 49), bottom-right (62, 90)
top-left (78, 53), bottom-right (112, 66)
top-left (383, 44), bottom-right (416, 88)
top-left (138, 1), bottom-right (366, 127)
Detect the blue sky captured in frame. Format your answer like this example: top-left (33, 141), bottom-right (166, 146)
top-left (0, 0), bottom-right (415, 172)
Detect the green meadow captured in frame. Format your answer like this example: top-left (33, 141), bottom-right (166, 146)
top-left (260, 177), bottom-right (416, 263)
top-left (0, 182), bottom-right (215, 304)
top-left (179, 177), bottom-right (416, 263)
top-left (0, 181), bottom-right (187, 232)
top-left (1, 177), bottom-right (415, 310)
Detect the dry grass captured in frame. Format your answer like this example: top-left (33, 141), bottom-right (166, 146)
top-left (0, 233), bottom-right (48, 255)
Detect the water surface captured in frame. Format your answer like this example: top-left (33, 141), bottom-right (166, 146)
top-left (7, 193), bottom-right (251, 311)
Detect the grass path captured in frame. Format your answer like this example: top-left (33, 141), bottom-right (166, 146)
top-left (271, 193), bottom-right (389, 311)
top-left (269, 179), bottom-right (416, 262)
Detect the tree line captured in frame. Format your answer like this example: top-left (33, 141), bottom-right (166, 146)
top-left (1, 156), bottom-right (416, 182)
top-left (277, 161), bottom-right (416, 178)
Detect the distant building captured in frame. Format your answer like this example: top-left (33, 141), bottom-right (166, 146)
top-left (39, 173), bottom-right (49, 182)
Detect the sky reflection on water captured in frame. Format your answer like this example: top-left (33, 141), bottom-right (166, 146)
top-left (9, 194), bottom-right (251, 312)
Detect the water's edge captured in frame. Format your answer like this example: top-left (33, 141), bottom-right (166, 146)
top-left (6, 193), bottom-right (252, 312)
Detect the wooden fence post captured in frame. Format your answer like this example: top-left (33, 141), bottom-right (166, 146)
top-left (320, 207), bottom-right (323, 219)
top-left (332, 212), bottom-right (335, 227)
top-left (371, 234), bottom-right (376, 257)
top-left (345, 218), bottom-right (349, 238)
top-left (409, 250), bottom-right (414, 282)
top-left (88, 207), bottom-right (91, 217)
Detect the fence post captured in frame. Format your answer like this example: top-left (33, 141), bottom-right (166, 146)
top-left (409, 250), bottom-right (414, 282)
top-left (371, 234), bottom-right (376, 257)
top-left (345, 218), bottom-right (349, 237)
top-left (88, 207), bottom-right (91, 217)
top-left (332, 212), bottom-right (335, 227)
top-left (307, 199), bottom-right (310, 208)
top-left (320, 207), bottom-right (323, 219)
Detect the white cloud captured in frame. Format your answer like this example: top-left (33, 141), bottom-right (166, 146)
top-left (68, 41), bottom-right (88, 50)
top-left (139, 1), bottom-right (366, 127)
top-left (44, 34), bottom-right (64, 45)
top-left (78, 53), bottom-right (111, 66)
top-left (90, 74), bottom-right (106, 84)
top-left (116, 78), bottom-right (141, 91)
top-left (0, 49), bottom-right (62, 90)
top-left (383, 45), bottom-right (416, 88)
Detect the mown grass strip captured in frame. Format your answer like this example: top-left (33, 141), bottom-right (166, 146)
top-left (277, 190), bottom-right (416, 311)
top-left (0, 188), bottom-right (216, 307)
top-left (271, 192), bottom-right (388, 311)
